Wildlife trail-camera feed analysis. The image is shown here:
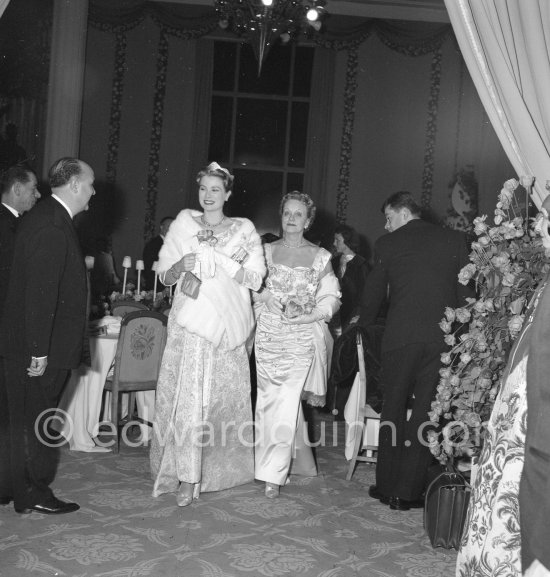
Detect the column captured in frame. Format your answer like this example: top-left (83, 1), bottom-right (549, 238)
top-left (42, 0), bottom-right (89, 177)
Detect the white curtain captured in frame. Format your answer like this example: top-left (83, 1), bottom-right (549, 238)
top-left (444, 0), bottom-right (550, 207)
top-left (0, 0), bottom-right (9, 18)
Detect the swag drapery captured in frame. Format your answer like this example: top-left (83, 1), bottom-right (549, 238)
top-left (445, 0), bottom-right (550, 207)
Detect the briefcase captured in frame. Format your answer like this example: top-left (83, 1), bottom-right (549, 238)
top-left (424, 464), bottom-right (471, 550)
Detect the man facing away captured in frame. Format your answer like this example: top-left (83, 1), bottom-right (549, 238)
top-left (142, 216), bottom-right (174, 290)
top-left (356, 191), bottom-right (472, 511)
top-left (0, 157), bottom-right (95, 514)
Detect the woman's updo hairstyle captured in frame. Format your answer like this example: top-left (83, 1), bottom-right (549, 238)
top-left (280, 191), bottom-right (316, 229)
top-left (196, 161), bottom-right (234, 193)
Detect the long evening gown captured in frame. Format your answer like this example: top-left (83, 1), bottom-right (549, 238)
top-left (150, 210), bottom-right (265, 498)
top-left (254, 244), bottom-right (340, 486)
top-left (456, 281), bottom-right (547, 577)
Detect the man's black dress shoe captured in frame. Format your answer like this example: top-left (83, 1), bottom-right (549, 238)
top-left (388, 496), bottom-right (424, 511)
top-left (0, 496), bottom-right (12, 505)
top-left (15, 496), bottom-right (80, 515)
top-left (368, 485), bottom-right (390, 505)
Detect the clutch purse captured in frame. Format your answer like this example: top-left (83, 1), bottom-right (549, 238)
top-left (180, 271), bottom-right (201, 299)
top-left (424, 463), bottom-right (471, 550)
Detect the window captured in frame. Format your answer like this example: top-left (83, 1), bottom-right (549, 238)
top-left (208, 40), bottom-right (314, 233)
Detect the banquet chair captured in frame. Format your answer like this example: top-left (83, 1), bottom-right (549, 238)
top-left (328, 324), bottom-right (384, 418)
top-left (111, 300), bottom-right (149, 318)
top-left (103, 310), bottom-right (167, 452)
top-left (345, 331), bottom-right (381, 481)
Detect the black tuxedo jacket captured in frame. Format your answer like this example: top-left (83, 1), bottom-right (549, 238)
top-left (358, 219), bottom-right (471, 353)
top-left (0, 197), bottom-right (88, 369)
top-left (0, 203), bottom-right (18, 313)
top-left (143, 235), bottom-right (165, 289)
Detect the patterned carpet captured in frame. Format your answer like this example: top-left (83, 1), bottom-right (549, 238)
top-left (0, 418), bottom-right (457, 577)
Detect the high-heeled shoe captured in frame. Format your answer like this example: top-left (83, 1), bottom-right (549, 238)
top-left (265, 482), bottom-right (280, 499)
top-left (177, 482), bottom-right (194, 507)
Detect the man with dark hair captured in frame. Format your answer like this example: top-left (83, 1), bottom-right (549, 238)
top-left (0, 164), bottom-right (41, 508)
top-left (357, 191), bottom-right (471, 510)
top-left (0, 164), bottom-right (40, 309)
top-left (142, 216), bottom-right (174, 290)
top-left (0, 157), bottom-right (95, 514)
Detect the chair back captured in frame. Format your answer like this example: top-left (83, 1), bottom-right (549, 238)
top-left (111, 300), bottom-right (149, 318)
top-left (356, 332), bottom-right (367, 408)
top-left (112, 310), bottom-right (167, 388)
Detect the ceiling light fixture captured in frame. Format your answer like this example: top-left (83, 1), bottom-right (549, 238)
top-left (214, 0), bottom-right (327, 75)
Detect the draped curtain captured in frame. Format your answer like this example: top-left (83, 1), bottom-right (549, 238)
top-left (0, 0), bottom-right (9, 19)
top-left (444, 0), bottom-right (550, 207)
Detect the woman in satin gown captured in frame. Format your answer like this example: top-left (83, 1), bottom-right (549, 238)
top-left (150, 162), bottom-right (266, 507)
top-left (254, 192), bottom-right (341, 498)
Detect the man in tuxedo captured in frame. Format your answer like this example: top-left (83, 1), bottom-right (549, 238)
top-left (0, 157), bottom-right (95, 514)
top-left (357, 191), bottom-right (471, 510)
top-left (142, 216), bottom-right (173, 290)
top-left (0, 164), bottom-right (41, 508)
top-left (0, 164), bottom-right (40, 309)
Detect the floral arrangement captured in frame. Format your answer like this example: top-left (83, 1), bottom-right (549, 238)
top-left (428, 177), bottom-right (550, 463)
top-left (110, 283), bottom-right (171, 310)
top-left (90, 283), bottom-right (171, 319)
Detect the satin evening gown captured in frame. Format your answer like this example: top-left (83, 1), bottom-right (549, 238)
top-left (254, 245), bottom-right (340, 486)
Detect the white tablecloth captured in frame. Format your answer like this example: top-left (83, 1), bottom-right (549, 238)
top-left (57, 335), bottom-right (155, 452)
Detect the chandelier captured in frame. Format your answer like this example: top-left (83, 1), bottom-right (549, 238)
top-left (214, 0), bottom-right (328, 75)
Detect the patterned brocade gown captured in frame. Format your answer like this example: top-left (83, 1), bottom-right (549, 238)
top-left (456, 282), bottom-right (547, 577)
top-left (150, 217), bottom-right (264, 498)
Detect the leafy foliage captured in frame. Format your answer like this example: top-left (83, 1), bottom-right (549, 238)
top-left (428, 178), bottom-right (550, 463)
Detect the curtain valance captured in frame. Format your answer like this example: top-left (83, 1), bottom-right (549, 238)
top-left (89, 0), bottom-right (454, 55)
top-left (89, 0), bottom-right (217, 36)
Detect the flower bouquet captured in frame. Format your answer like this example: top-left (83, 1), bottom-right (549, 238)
top-left (282, 294), bottom-right (315, 319)
top-left (429, 178), bottom-right (550, 463)
top-left (90, 283), bottom-right (171, 319)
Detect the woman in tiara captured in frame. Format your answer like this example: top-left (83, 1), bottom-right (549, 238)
top-left (150, 162), bottom-right (266, 506)
top-left (253, 191), bottom-right (340, 498)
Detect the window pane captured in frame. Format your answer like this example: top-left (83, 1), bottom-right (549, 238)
top-left (239, 42), bottom-right (291, 95)
top-left (235, 99), bottom-right (288, 166)
top-left (293, 47), bottom-right (314, 97)
top-left (213, 41), bottom-right (236, 91)
top-left (287, 172), bottom-right (304, 192)
top-left (288, 102), bottom-right (309, 167)
top-left (229, 169), bottom-right (283, 234)
top-left (209, 96), bottom-right (233, 164)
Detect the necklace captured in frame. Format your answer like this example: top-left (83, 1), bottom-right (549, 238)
top-left (201, 214), bottom-right (225, 228)
top-left (282, 237), bottom-right (305, 249)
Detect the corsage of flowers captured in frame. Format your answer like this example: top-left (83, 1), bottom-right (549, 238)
top-left (282, 295), bottom-right (315, 319)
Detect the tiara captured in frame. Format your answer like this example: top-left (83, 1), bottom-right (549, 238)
top-left (207, 161), bottom-right (231, 177)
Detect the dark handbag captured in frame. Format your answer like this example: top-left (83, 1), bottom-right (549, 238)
top-left (424, 463), bottom-right (471, 550)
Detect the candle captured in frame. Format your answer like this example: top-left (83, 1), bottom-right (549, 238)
top-left (136, 260), bottom-right (144, 294)
top-left (122, 256), bottom-right (131, 295)
top-left (152, 261), bottom-right (159, 297)
top-left (84, 256), bottom-right (95, 270)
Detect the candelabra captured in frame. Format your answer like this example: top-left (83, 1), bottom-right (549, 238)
top-left (214, 0), bottom-right (327, 74)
